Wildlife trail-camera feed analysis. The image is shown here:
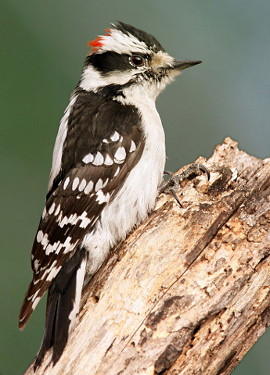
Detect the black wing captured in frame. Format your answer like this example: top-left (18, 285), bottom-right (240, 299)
top-left (19, 91), bottom-right (145, 329)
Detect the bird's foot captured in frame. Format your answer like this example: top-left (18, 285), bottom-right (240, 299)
top-left (159, 163), bottom-right (210, 206)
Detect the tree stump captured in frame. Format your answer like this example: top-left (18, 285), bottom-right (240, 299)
top-left (25, 137), bottom-right (270, 375)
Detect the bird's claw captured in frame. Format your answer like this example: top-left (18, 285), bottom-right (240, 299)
top-left (159, 163), bottom-right (210, 206)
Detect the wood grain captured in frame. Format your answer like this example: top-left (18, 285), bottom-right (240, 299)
top-left (26, 138), bottom-right (270, 375)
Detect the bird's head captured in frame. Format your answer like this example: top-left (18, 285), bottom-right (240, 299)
top-left (79, 22), bottom-right (201, 102)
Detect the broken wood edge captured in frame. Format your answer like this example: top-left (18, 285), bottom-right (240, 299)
top-left (25, 137), bottom-right (270, 375)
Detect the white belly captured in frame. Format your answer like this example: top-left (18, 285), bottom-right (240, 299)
top-left (83, 102), bottom-right (166, 276)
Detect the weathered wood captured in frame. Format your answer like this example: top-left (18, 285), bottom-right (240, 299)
top-left (26, 138), bottom-right (270, 375)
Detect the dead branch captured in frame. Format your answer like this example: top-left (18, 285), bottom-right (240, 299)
top-left (25, 138), bottom-right (270, 375)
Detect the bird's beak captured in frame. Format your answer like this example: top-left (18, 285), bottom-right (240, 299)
top-left (172, 59), bottom-right (202, 70)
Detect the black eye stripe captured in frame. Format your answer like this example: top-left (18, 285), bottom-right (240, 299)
top-left (86, 52), bottom-right (149, 74)
top-left (88, 52), bottom-right (132, 73)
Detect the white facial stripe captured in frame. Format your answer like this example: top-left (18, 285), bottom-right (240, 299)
top-left (80, 28), bottom-right (153, 92)
top-left (96, 28), bottom-right (150, 55)
top-left (80, 66), bottom-right (138, 92)
top-left (80, 66), bottom-right (107, 92)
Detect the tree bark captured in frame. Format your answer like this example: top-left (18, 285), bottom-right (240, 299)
top-left (26, 138), bottom-right (270, 375)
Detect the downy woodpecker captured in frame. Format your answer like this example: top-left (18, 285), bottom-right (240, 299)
top-left (19, 22), bottom-right (201, 367)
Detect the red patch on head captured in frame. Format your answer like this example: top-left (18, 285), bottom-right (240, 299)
top-left (88, 28), bottom-right (112, 53)
top-left (88, 37), bottom-right (104, 51)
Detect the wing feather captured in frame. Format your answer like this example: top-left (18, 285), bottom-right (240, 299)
top-left (19, 97), bottom-right (144, 329)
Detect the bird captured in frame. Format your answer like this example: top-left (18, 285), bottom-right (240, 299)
top-left (19, 21), bottom-right (201, 368)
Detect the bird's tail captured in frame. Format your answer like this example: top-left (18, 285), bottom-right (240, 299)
top-left (34, 248), bottom-right (87, 370)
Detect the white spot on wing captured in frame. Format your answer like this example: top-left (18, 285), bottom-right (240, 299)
top-left (96, 190), bottom-right (110, 204)
top-left (48, 203), bottom-right (55, 215)
top-left (62, 237), bottom-right (73, 253)
top-left (54, 241), bottom-right (61, 253)
top-left (33, 259), bottom-right (40, 271)
top-left (110, 131), bottom-right (120, 142)
top-left (79, 211), bottom-right (91, 228)
top-left (114, 166), bottom-right (120, 177)
top-left (58, 216), bottom-right (68, 227)
top-left (114, 147), bottom-right (126, 163)
top-left (72, 177), bottom-right (80, 191)
top-left (54, 204), bottom-right (61, 216)
top-left (103, 178), bottom-right (109, 187)
top-left (59, 213), bottom-right (78, 228)
top-left (95, 178), bottom-right (103, 191)
top-left (78, 179), bottom-right (87, 192)
top-left (84, 180), bottom-right (94, 194)
top-left (41, 233), bottom-right (49, 248)
top-left (29, 289), bottom-right (40, 302)
top-left (129, 140), bottom-right (136, 153)
top-left (46, 265), bottom-right (61, 281)
top-left (37, 230), bottom-right (43, 243)
top-left (104, 153), bottom-right (114, 166)
top-left (45, 239), bottom-right (62, 255)
top-left (45, 244), bottom-right (54, 255)
top-left (83, 153), bottom-right (94, 164)
top-left (93, 152), bottom-right (104, 166)
top-left (63, 177), bottom-right (70, 190)
top-left (32, 296), bottom-right (41, 310)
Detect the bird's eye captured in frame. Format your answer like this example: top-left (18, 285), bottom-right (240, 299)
top-left (129, 55), bottom-right (145, 68)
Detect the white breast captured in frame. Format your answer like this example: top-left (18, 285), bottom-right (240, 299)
top-left (83, 97), bottom-right (166, 276)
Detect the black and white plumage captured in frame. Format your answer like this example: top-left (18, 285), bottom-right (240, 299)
top-left (19, 22), bottom-right (201, 368)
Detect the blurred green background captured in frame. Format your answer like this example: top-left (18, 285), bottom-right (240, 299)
top-left (1, 1), bottom-right (270, 374)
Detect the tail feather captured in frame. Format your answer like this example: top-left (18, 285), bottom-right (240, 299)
top-left (19, 279), bottom-right (50, 330)
top-left (34, 248), bottom-right (87, 369)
